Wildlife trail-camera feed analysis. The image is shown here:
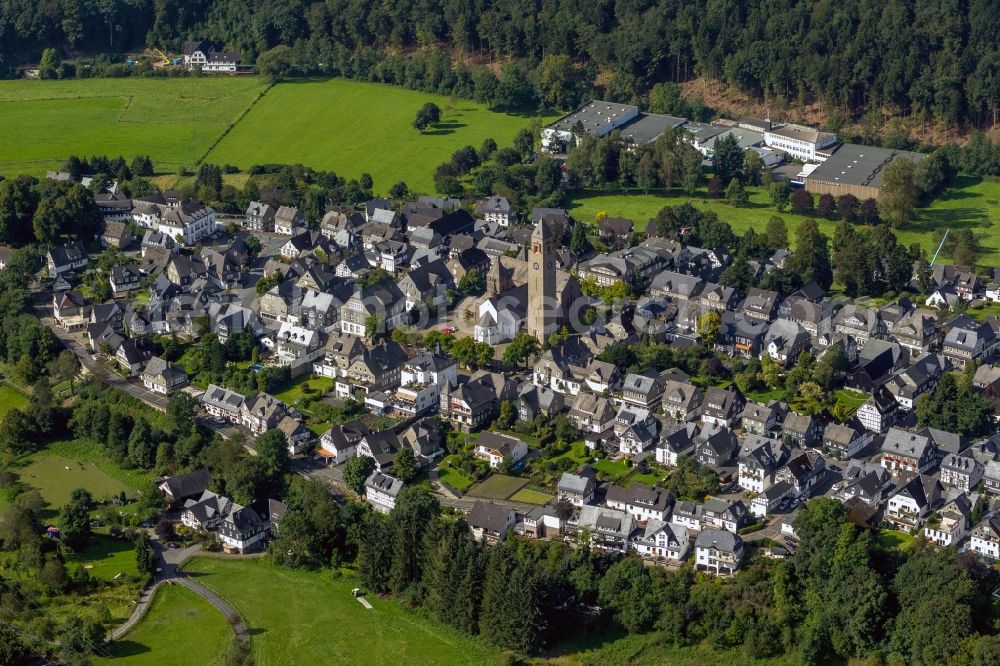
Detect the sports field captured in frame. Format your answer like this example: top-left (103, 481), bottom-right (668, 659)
top-left (568, 175), bottom-right (1000, 267)
top-left (99, 584), bottom-right (232, 666)
top-left (182, 557), bottom-right (501, 666)
top-left (0, 78), bottom-right (266, 175)
top-left (205, 78), bottom-right (555, 192)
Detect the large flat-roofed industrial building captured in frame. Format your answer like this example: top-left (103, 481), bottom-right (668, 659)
top-left (804, 143), bottom-right (926, 201)
top-left (541, 100), bottom-right (684, 153)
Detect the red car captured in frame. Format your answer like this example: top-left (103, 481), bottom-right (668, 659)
top-left (441, 326), bottom-right (457, 334)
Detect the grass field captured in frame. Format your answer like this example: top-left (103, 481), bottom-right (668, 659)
top-left (834, 388), bottom-right (869, 413)
top-left (436, 457), bottom-right (476, 493)
top-left (206, 78), bottom-right (557, 192)
top-left (466, 474), bottom-right (529, 500)
top-left (274, 374), bottom-right (334, 406)
top-left (0, 78), bottom-right (266, 175)
top-left (99, 584), bottom-right (232, 666)
top-left (182, 557), bottom-right (501, 666)
top-left (877, 529), bottom-right (918, 552)
top-left (8, 438), bottom-right (152, 517)
top-left (568, 176), bottom-right (1000, 267)
top-left (591, 458), bottom-right (631, 483)
top-left (66, 534), bottom-right (139, 581)
top-left (509, 488), bottom-right (554, 505)
top-left (0, 382), bottom-right (29, 418)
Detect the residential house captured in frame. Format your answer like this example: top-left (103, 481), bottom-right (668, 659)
top-left (576, 505), bottom-right (635, 553)
top-left (671, 501), bottom-right (704, 532)
top-left (467, 501), bottom-right (516, 544)
top-left (884, 353), bottom-right (948, 411)
top-left (605, 483), bottom-right (673, 523)
top-left (835, 305), bottom-right (884, 350)
top-left (274, 206), bottom-right (305, 235)
top-left (656, 423), bottom-right (698, 466)
top-left (939, 454), bottom-right (984, 491)
top-left (632, 520), bottom-right (690, 561)
top-left (517, 384), bottom-right (564, 422)
top-left (775, 451), bottom-right (826, 496)
top-left (217, 504), bottom-right (269, 553)
top-left (740, 401), bottom-right (785, 438)
top-left (183, 40), bottom-right (240, 72)
top-left (823, 420), bottom-right (873, 459)
top-left (115, 337), bottom-right (154, 376)
top-left (738, 439), bottom-right (787, 492)
top-left (970, 517), bottom-right (1000, 561)
top-left (339, 279), bottom-right (406, 337)
top-left (700, 386), bottom-right (746, 427)
top-left (391, 350), bottom-right (458, 417)
top-left (47, 241), bottom-right (88, 276)
top-left (782, 412), bottom-right (824, 447)
top-left (275, 322), bottom-right (326, 367)
top-left (857, 387), bottom-right (898, 433)
top-left (439, 377), bottom-right (498, 432)
top-left (475, 195), bottom-right (515, 227)
top-left (751, 480), bottom-right (794, 518)
top-left (474, 432), bottom-right (528, 469)
top-left (397, 259), bottom-right (454, 310)
top-left (764, 318), bottom-right (810, 367)
top-left (158, 469), bottom-right (212, 505)
top-left (702, 498), bottom-right (750, 533)
top-left (838, 463), bottom-right (893, 507)
top-left (240, 393), bottom-right (290, 437)
top-left (140, 356), bottom-right (188, 395)
top-left (880, 427), bottom-right (937, 475)
top-left (621, 373), bottom-right (664, 409)
top-left (317, 421), bottom-right (370, 464)
top-left (202, 384), bottom-right (245, 423)
top-left (245, 201), bottom-right (276, 232)
top-left (661, 380), bottom-right (702, 421)
top-left (569, 393), bottom-right (616, 435)
top-left (696, 425), bottom-right (739, 467)
top-left (924, 493), bottom-right (974, 547)
top-left (742, 288), bottom-right (780, 322)
top-left (364, 471), bottom-right (404, 514)
top-left (558, 469), bottom-right (597, 507)
top-left (181, 490), bottom-right (232, 531)
top-left (694, 529), bottom-right (744, 576)
top-left (54, 290), bottom-right (87, 331)
top-left (885, 474), bottom-right (943, 530)
top-left (891, 310), bottom-right (938, 354)
top-left (943, 323), bottom-right (998, 369)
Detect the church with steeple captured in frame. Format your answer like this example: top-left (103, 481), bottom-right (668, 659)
top-left (527, 216), bottom-right (559, 341)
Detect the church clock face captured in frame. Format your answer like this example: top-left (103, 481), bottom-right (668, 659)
top-left (532, 262), bottom-right (540, 269)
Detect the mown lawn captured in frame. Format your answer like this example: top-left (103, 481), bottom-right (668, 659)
top-left (9, 438), bottom-right (152, 516)
top-left (66, 533), bottom-right (139, 581)
top-left (181, 557), bottom-right (501, 666)
top-left (568, 175), bottom-right (1000, 267)
top-left (877, 529), bottom-right (918, 552)
top-left (274, 374), bottom-right (334, 406)
top-left (465, 474), bottom-right (529, 500)
top-left (205, 78), bottom-right (558, 193)
top-left (0, 77), bottom-right (266, 175)
top-left (591, 458), bottom-right (631, 482)
top-left (99, 583), bottom-right (232, 666)
top-left (834, 388), bottom-right (869, 414)
top-left (509, 488), bottom-right (554, 505)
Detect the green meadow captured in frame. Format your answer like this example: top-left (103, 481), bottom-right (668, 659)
top-left (99, 584), bottom-right (233, 666)
top-left (205, 78), bottom-right (557, 192)
top-left (0, 77), bottom-right (266, 174)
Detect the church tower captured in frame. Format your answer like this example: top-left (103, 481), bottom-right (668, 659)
top-left (485, 256), bottom-right (513, 297)
top-left (527, 216), bottom-right (558, 341)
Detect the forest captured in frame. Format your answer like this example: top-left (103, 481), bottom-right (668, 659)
top-left (1, 0), bottom-right (998, 131)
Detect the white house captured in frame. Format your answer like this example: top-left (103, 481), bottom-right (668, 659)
top-left (694, 529), bottom-right (744, 576)
top-left (474, 296), bottom-right (523, 345)
top-left (140, 356), bottom-right (188, 395)
top-left (750, 480), bottom-right (793, 519)
top-left (632, 520), bottom-right (689, 561)
top-left (970, 517), bottom-right (1000, 561)
top-left (474, 432), bottom-right (528, 469)
top-left (391, 351), bottom-right (457, 418)
top-left (923, 494), bottom-right (974, 547)
top-left (364, 471), bottom-right (404, 514)
top-left (183, 40), bottom-right (240, 73)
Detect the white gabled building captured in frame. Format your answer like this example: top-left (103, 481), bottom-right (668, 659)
top-left (364, 471), bottom-right (404, 514)
top-left (632, 520), bottom-right (689, 561)
top-left (694, 529), bottom-right (744, 576)
top-left (763, 123), bottom-right (837, 163)
top-left (970, 517), bottom-right (1000, 561)
top-left (391, 350), bottom-right (457, 418)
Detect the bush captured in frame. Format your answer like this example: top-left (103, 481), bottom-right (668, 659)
top-left (790, 188), bottom-right (813, 215)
